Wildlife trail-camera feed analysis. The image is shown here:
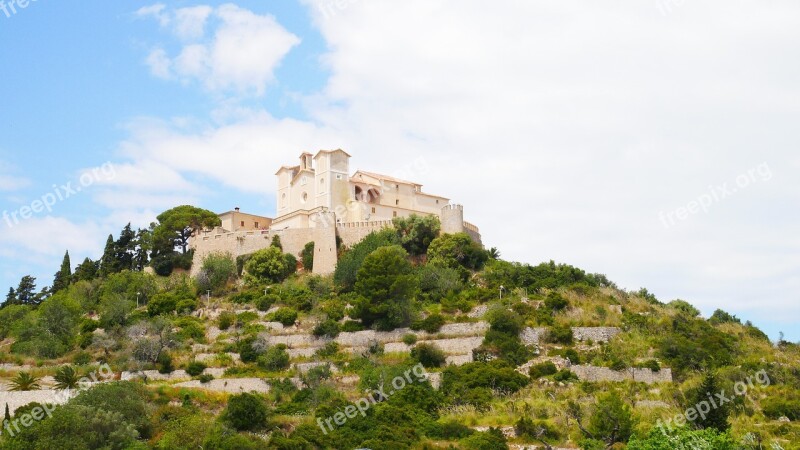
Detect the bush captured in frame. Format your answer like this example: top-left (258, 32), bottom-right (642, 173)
top-left (411, 313), bottom-right (446, 333)
top-left (638, 359), bottom-right (660, 372)
top-left (258, 345), bottom-right (290, 371)
top-left (230, 290), bottom-right (259, 304)
top-left (176, 298), bottom-right (197, 314)
top-left (411, 343), bottom-right (447, 368)
top-left (148, 292), bottom-right (180, 317)
top-left (72, 381), bottom-right (153, 438)
top-left (224, 393), bottom-right (269, 431)
top-left (334, 229), bottom-right (400, 292)
top-left (73, 351), bottom-right (92, 366)
top-left (544, 292), bottom-right (569, 311)
top-left (198, 374), bottom-right (214, 384)
top-left (528, 361), bottom-right (558, 379)
top-left (340, 320), bottom-right (365, 332)
top-left (196, 252), bottom-right (237, 295)
top-left (312, 319), bottom-right (340, 338)
top-left (218, 311), bottom-right (236, 330)
top-left (301, 242), bottom-right (315, 271)
top-left (553, 369), bottom-right (577, 382)
top-left (545, 324), bottom-right (574, 345)
top-left (158, 352), bottom-right (174, 374)
top-left (256, 294), bottom-right (279, 312)
top-left (237, 336), bottom-right (263, 363)
top-left (315, 342), bottom-right (340, 358)
top-left (515, 417), bottom-right (560, 441)
top-left (270, 307), bottom-right (298, 327)
top-left (762, 396), bottom-right (800, 421)
top-left (402, 333), bottom-right (418, 346)
top-left (244, 247), bottom-right (296, 285)
top-left (186, 361), bottom-right (207, 377)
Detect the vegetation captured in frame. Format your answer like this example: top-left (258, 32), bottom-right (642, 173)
top-left (0, 204), bottom-right (797, 450)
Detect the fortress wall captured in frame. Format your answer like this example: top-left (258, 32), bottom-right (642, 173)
top-left (572, 327), bottom-right (622, 343)
top-left (336, 220), bottom-right (394, 247)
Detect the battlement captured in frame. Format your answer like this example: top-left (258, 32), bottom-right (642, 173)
top-left (442, 203), bottom-right (464, 211)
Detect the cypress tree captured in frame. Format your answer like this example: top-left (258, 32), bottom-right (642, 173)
top-left (271, 234), bottom-right (283, 250)
top-left (52, 250), bottom-right (72, 293)
top-left (3, 403), bottom-right (10, 427)
top-left (3, 288), bottom-right (16, 308)
top-left (99, 234), bottom-right (117, 277)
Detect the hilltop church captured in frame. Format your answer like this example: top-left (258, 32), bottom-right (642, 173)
top-left (191, 150), bottom-right (481, 275)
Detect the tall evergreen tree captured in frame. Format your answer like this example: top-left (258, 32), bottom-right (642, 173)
top-left (689, 370), bottom-right (730, 432)
top-left (115, 223), bottom-right (136, 271)
top-left (15, 276), bottom-right (37, 306)
top-left (74, 257), bottom-right (99, 282)
top-left (3, 288), bottom-right (16, 308)
top-left (3, 403), bottom-right (10, 427)
top-left (271, 234), bottom-right (283, 250)
top-left (99, 234), bottom-right (117, 277)
top-left (132, 228), bottom-right (151, 271)
top-left (52, 250), bottom-right (73, 293)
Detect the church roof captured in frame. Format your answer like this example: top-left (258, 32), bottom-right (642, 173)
top-left (351, 170), bottom-right (420, 187)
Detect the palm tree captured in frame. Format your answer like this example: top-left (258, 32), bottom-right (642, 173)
top-left (54, 365), bottom-right (80, 390)
top-left (488, 247), bottom-right (501, 259)
top-left (8, 372), bottom-right (40, 391)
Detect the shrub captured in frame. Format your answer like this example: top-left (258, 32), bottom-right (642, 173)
top-left (218, 311), bottom-right (236, 330)
top-left (544, 292), bottom-right (569, 311)
top-left (315, 342), bottom-right (340, 358)
top-left (340, 320), bottom-right (365, 332)
top-left (244, 247), bottom-right (295, 285)
top-left (762, 396), bottom-right (800, 421)
top-left (668, 299), bottom-right (701, 317)
top-left (515, 417), bottom-right (560, 441)
top-left (258, 345), bottom-right (290, 371)
top-left (198, 374), bottom-right (214, 384)
top-left (72, 381), bottom-right (153, 438)
top-left (270, 307), bottom-right (298, 327)
top-left (486, 307), bottom-right (524, 335)
top-left (148, 292), bottom-right (179, 317)
top-left (411, 343), bottom-right (447, 368)
top-left (158, 352), bottom-right (174, 374)
top-left (224, 393), bottom-right (269, 431)
top-left (638, 359), bottom-right (660, 372)
top-left (195, 252), bottom-right (237, 295)
top-left (545, 325), bottom-right (574, 345)
top-left (186, 361), bottom-right (207, 377)
top-left (230, 290), bottom-right (259, 305)
top-left (256, 294), bottom-right (279, 312)
top-left (312, 319), bottom-right (340, 338)
top-left (176, 298), bottom-right (197, 314)
top-left (73, 351), bottom-right (92, 366)
top-left (237, 336), bottom-right (263, 363)
top-left (402, 333), bottom-right (418, 346)
top-left (334, 229), bottom-right (400, 292)
top-left (528, 361), bottom-right (558, 379)
top-left (301, 242), bottom-right (315, 271)
top-left (412, 313), bottom-right (446, 333)
top-left (553, 369), bottom-right (577, 382)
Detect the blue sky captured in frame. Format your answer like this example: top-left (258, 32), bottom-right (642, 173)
top-left (1, 1), bottom-right (798, 341)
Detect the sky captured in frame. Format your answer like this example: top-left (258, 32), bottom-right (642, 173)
top-left (0, 1), bottom-right (798, 341)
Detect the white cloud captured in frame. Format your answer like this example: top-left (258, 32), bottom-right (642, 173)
top-left (140, 4), bottom-right (300, 95)
top-left (0, 161), bottom-right (30, 191)
top-left (115, 1), bottom-right (800, 335)
top-left (174, 6), bottom-right (213, 41)
top-left (135, 3), bottom-right (170, 27)
top-left (145, 48), bottom-right (171, 79)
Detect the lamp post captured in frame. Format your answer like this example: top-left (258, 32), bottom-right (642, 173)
top-left (136, 291), bottom-right (141, 309)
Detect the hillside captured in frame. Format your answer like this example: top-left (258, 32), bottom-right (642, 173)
top-left (0, 211), bottom-right (798, 450)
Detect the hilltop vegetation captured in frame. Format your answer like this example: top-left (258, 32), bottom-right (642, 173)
top-left (0, 206), bottom-right (798, 449)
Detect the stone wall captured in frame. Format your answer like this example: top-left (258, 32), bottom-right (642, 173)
top-left (519, 327), bottom-right (621, 345)
top-left (569, 365), bottom-right (673, 384)
top-left (572, 327), bottom-right (621, 342)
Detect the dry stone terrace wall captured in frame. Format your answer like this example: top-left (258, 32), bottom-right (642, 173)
top-left (569, 365), bottom-right (673, 384)
top-left (519, 326), bottom-right (622, 345)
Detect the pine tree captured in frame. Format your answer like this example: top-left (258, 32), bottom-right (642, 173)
top-left (689, 370), bottom-right (730, 432)
top-left (74, 257), bottom-right (99, 282)
top-left (52, 250), bottom-right (73, 293)
top-left (15, 276), bottom-right (37, 305)
top-left (3, 403), bottom-right (10, 427)
top-left (99, 234), bottom-right (117, 277)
